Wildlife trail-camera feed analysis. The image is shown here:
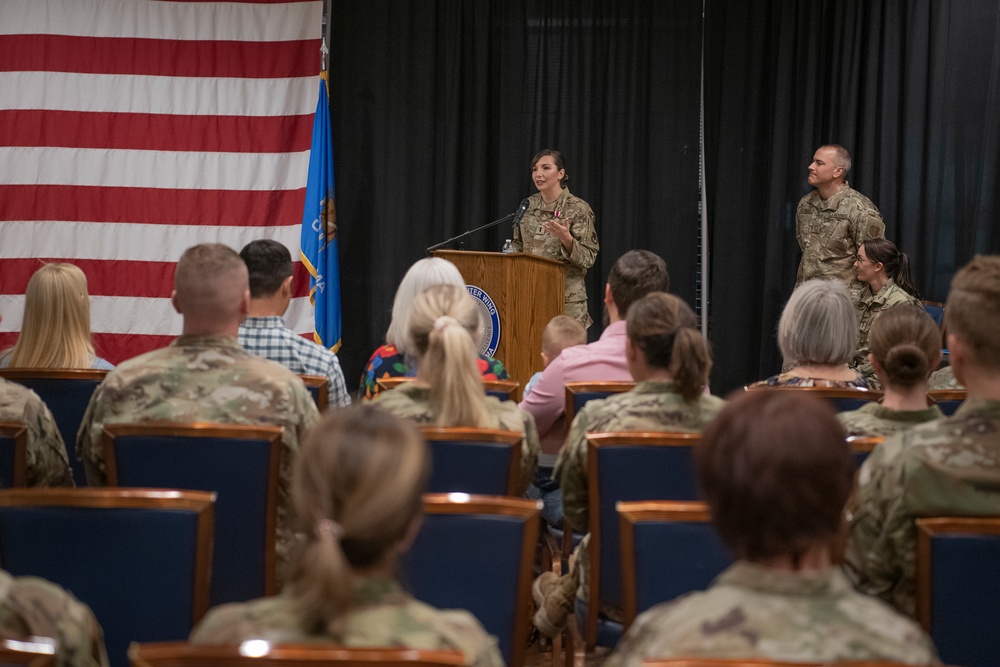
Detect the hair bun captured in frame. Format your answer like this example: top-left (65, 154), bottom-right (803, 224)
top-left (433, 315), bottom-right (458, 331)
top-left (883, 343), bottom-right (930, 387)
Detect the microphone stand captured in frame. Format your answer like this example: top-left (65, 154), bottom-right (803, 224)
top-left (426, 212), bottom-right (516, 253)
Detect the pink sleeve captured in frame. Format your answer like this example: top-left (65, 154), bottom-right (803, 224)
top-left (518, 353), bottom-right (567, 436)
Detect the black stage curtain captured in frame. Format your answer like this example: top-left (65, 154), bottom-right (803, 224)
top-left (328, 0), bottom-right (703, 391)
top-left (704, 0), bottom-right (1000, 393)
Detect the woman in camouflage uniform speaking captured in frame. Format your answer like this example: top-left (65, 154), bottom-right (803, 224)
top-left (511, 150), bottom-right (599, 328)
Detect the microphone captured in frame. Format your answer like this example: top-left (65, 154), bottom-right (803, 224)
top-left (512, 198), bottom-right (530, 230)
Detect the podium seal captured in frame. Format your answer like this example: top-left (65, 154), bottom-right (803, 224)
top-left (465, 284), bottom-right (501, 358)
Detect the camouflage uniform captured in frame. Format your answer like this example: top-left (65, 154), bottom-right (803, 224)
top-left (851, 279), bottom-right (922, 383)
top-left (554, 381), bottom-right (725, 604)
top-left (190, 575), bottom-right (504, 667)
top-left (837, 402), bottom-right (943, 438)
top-left (929, 366), bottom-right (963, 390)
top-left (372, 382), bottom-right (540, 493)
top-left (0, 377), bottom-right (73, 487)
top-left (745, 373), bottom-right (868, 389)
top-left (843, 398), bottom-right (1000, 616)
top-left (77, 334), bottom-right (320, 575)
top-left (0, 569), bottom-right (109, 667)
top-left (602, 562), bottom-right (937, 667)
top-left (795, 182), bottom-right (885, 299)
top-left (511, 189), bottom-right (598, 327)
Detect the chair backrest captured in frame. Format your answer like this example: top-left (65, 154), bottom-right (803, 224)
top-left (586, 431), bottom-right (703, 649)
top-left (401, 494), bottom-right (541, 667)
top-left (418, 427), bottom-right (522, 496)
top-left (298, 374), bottom-right (328, 412)
top-left (0, 369), bottom-right (109, 486)
top-left (744, 385), bottom-right (883, 412)
top-left (928, 389), bottom-right (966, 417)
top-left (644, 660), bottom-right (920, 667)
top-left (564, 381), bottom-right (636, 425)
top-left (846, 436), bottom-right (883, 469)
top-left (374, 377), bottom-right (411, 396)
top-left (922, 299), bottom-right (945, 329)
top-left (483, 379), bottom-right (519, 401)
top-left (916, 516), bottom-right (1000, 667)
top-left (0, 422), bottom-right (27, 488)
top-left (0, 638), bottom-right (58, 667)
top-left (618, 500), bottom-right (732, 629)
top-left (130, 643), bottom-right (468, 667)
top-left (0, 488), bottom-right (214, 667)
top-left (101, 422), bottom-right (282, 606)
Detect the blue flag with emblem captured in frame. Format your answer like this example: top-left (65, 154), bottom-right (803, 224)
top-left (299, 75), bottom-right (341, 352)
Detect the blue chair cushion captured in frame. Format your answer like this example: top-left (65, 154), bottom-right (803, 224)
top-left (112, 434), bottom-right (271, 605)
top-left (425, 440), bottom-right (513, 495)
top-left (0, 506), bottom-right (200, 667)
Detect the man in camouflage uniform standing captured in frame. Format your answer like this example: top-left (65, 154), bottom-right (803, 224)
top-left (796, 145), bottom-right (885, 300)
top-left (0, 569), bottom-right (109, 667)
top-left (77, 244), bottom-right (320, 573)
top-left (845, 254), bottom-right (1000, 616)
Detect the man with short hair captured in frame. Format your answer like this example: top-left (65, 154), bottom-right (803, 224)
top-left (78, 243), bottom-right (320, 570)
top-left (796, 144), bottom-right (885, 297)
top-left (519, 249), bottom-right (670, 440)
top-left (238, 239), bottom-right (350, 408)
top-left (844, 254), bottom-right (1000, 616)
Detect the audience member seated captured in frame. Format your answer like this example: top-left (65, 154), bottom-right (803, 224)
top-left (77, 244), bottom-right (320, 573)
top-left (838, 305), bottom-right (943, 437)
top-left (748, 279), bottom-right (867, 389)
top-left (237, 240), bottom-right (350, 408)
top-left (532, 292), bottom-right (724, 638)
top-left (929, 365), bottom-right (963, 390)
top-left (0, 263), bottom-right (113, 370)
top-left (0, 302), bottom-right (73, 487)
top-left (0, 568), bottom-right (109, 667)
top-left (522, 315), bottom-right (586, 398)
top-left (359, 258), bottom-right (508, 401)
top-left (603, 390), bottom-right (938, 667)
top-left (190, 405), bottom-right (504, 667)
top-left (519, 250), bottom-right (670, 438)
top-left (844, 254), bottom-right (1000, 617)
top-left (373, 285), bottom-right (539, 494)
top-left (850, 238), bottom-right (922, 384)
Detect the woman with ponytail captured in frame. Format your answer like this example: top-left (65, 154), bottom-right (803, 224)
top-left (838, 304), bottom-right (943, 437)
top-left (373, 284), bottom-right (540, 493)
top-left (190, 406), bottom-right (503, 667)
top-left (531, 292), bottom-right (724, 638)
top-left (851, 238), bottom-right (921, 384)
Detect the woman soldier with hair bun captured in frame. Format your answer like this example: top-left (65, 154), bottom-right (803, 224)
top-left (190, 405), bottom-right (504, 667)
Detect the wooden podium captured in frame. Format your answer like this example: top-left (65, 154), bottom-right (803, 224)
top-left (432, 250), bottom-right (565, 395)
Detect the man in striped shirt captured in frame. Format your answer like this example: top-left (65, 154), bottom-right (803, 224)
top-left (238, 240), bottom-right (350, 409)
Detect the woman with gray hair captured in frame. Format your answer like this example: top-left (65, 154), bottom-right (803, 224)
top-left (359, 257), bottom-right (509, 400)
top-left (747, 279), bottom-right (867, 388)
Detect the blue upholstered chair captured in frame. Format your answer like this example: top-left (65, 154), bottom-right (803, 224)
top-left (101, 422), bottom-right (283, 606)
top-left (916, 516), bottom-right (1000, 667)
top-left (129, 643), bottom-right (468, 667)
top-left (928, 389), bottom-right (966, 417)
top-left (0, 488), bottom-right (213, 667)
top-left (846, 436), bottom-right (883, 469)
top-left (0, 369), bottom-right (108, 486)
top-left (0, 422), bottom-right (27, 488)
top-left (744, 384), bottom-right (883, 412)
top-left (922, 300), bottom-right (945, 329)
top-left (401, 494), bottom-right (541, 667)
top-left (419, 427), bottom-right (523, 496)
top-left (564, 382), bottom-right (636, 426)
top-left (298, 374), bottom-right (328, 412)
top-left (581, 431), bottom-right (703, 650)
top-left (617, 500), bottom-right (732, 629)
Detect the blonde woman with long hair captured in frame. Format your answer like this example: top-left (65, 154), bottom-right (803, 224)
top-left (191, 405), bottom-right (503, 667)
top-left (373, 284), bottom-right (540, 493)
top-left (1, 263), bottom-right (113, 370)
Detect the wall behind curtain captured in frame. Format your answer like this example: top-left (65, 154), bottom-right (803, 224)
top-left (328, 0), bottom-right (703, 390)
top-left (704, 0), bottom-right (1000, 393)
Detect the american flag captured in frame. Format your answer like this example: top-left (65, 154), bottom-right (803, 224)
top-left (0, 0), bottom-right (323, 363)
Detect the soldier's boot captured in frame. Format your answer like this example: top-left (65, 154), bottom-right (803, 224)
top-left (532, 571), bottom-right (576, 638)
